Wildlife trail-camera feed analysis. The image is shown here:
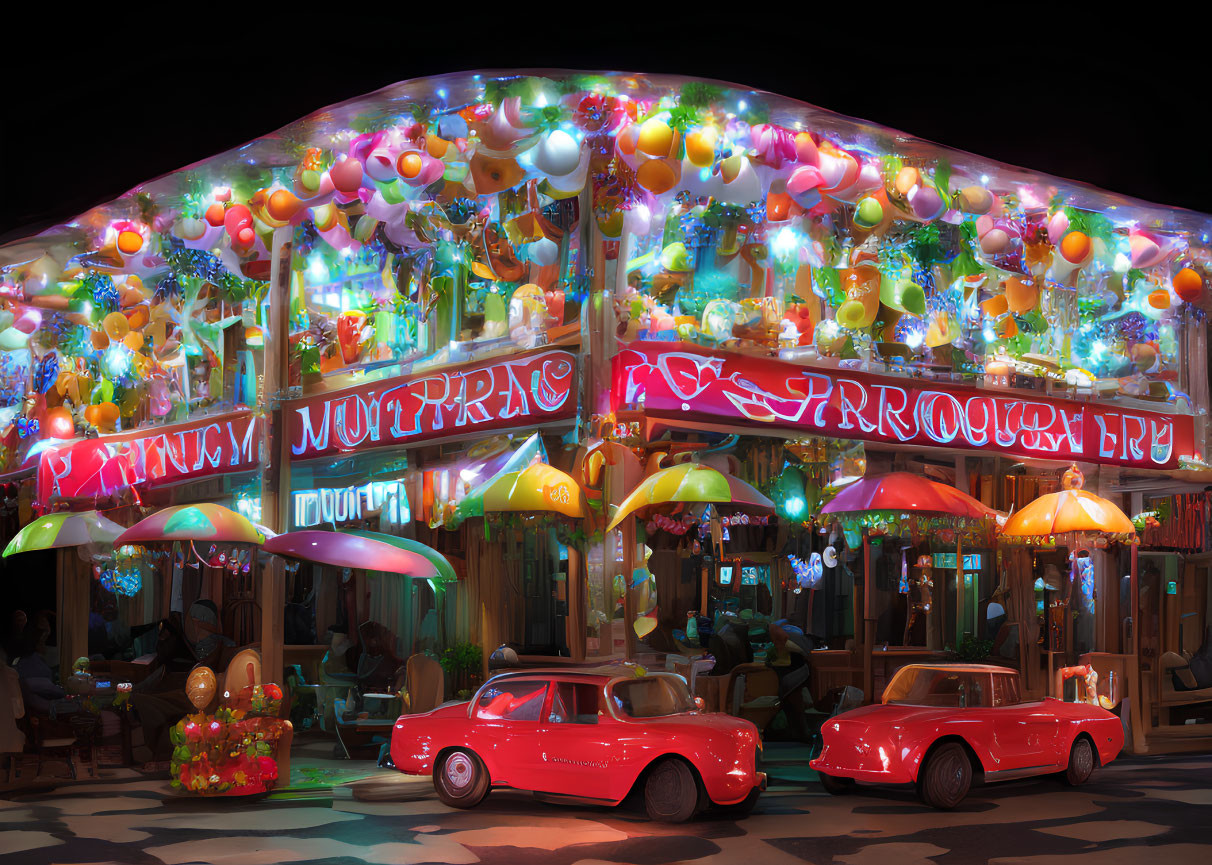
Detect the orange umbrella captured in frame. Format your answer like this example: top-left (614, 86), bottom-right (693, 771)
top-left (1001, 466), bottom-right (1135, 543)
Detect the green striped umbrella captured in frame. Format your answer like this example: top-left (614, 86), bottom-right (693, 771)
top-left (3, 510), bottom-right (126, 557)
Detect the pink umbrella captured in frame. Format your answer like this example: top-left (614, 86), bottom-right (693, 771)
top-left (262, 530), bottom-right (454, 580)
top-left (821, 472), bottom-right (995, 520)
top-left (820, 472), bottom-right (995, 704)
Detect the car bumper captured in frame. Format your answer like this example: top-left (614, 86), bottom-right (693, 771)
top-left (810, 752), bottom-right (915, 785)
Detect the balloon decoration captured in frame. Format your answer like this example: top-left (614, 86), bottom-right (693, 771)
top-left (0, 68), bottom-right (1208, 509)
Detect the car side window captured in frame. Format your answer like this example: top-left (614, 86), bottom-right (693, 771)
top-left (548, 682), bottom-right (600, 724)
top-left (992, 674), bottom-right (1020, 707)
top-left (474, 680), bottom-right (549, 721)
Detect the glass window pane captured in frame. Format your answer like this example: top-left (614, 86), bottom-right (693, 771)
top-left (475, 679), bottom-right (548, 721)
top-left (548, 682), bottom-right (600, 724)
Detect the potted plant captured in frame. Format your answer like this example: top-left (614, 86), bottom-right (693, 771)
top-left (440, 642), bottom-right (483, 700)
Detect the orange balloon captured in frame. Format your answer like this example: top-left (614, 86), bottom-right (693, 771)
top-left (117, 230), bottom-right (143, 256)
top-left (636, 158), bottom-right (680, 194)
top-left (1060, 231), bottom-right (1092, 264)
top-left (266, 189), bottom-right (303, 222)
top-left (397, 151), bottom-right (424, 179)
top-left (1004, 277), bottom-right (1039, 313)
top-left (1148, 289), bottom-right (1171, 310)
top-left (1174, 267), bottom-right (1203, 302)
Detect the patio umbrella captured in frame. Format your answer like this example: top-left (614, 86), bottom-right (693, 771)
top-left (1000, 467), bottom-right (1134, 543)
top-left (3, 510), bottom-right (126, 557)
top-left (821, 472), bottom-right (996, 522)
top-left (115, 503), bottom-right (269, 546)
top-left (265, 529), bottom-right (457, 582)
top-left (606, 462), bottom-right (775, 532)
top-left (820, 472), bottom-right (997, 703)
top-left (1000, 466), bottom-right (1137, 719)
top-left (455, 462), bottom-right (588, 523)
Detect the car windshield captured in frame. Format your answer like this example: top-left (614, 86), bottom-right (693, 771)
top-left (611, 676), bottom-right (695, 718)
top-left (883, 668), bottom-right (991, 708)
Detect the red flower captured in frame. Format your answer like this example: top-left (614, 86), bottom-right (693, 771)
top-left (263, 683), bottom-right (282, 701)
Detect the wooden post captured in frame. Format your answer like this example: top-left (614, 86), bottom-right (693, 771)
top-left (957, 536), bottom-right (965, 645)
top-left (862, 530), bottom-right (874, 702)
top-left (57, 550), bottom-right (89, 675)
top-left (258, 225), bottom-right (292, 686)
top-left (1128, 540), bottom-right (1145, 753)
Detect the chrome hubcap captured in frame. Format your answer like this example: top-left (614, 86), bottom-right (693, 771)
top-left (445, 753), bottom-right (473, 790)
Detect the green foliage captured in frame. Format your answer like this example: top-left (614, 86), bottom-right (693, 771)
top-left (679, 82), bottom-right (724, 110)
top-left (440, 642), bottom-right (483, 675)
top-left (946, 634), bottom-right (994, 663)
top-left (1064, 207), bottom-right (1116, 246)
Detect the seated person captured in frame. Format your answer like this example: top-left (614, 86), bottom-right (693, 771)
top-left (11, 634), bottom-right (64, 716)
top-left (321, 627), bottom-right (357, 682)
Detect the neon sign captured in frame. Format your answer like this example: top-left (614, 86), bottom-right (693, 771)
top-left (36, 411), bottom-right (261, 504)
top-left (292, 479), bottom-right (410, 528)
top-left (289, 350), bottom-right (577, 460)
top-left (613, 343), bottom-right (1193, 470)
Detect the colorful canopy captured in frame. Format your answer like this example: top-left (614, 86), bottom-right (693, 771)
top-left (264, 530), bottom-right (456, 580)
top-left (115, 503), bottom-right (268, 545)
top-left (458, 462), bottom-right (587, 521)
top-left (1001, 467), bottom-right (1135, 542)
top-left (820, 472), bottom-right (996, 520)
top-left (343, 530), bottom-right (458, 581)
top-left (606, 463), bottom-right (775, 532)
top-left (3, 510), bottom-right (126, 557)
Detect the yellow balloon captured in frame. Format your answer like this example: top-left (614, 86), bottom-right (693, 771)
top-left (103, 311), bottom-right (130, 341)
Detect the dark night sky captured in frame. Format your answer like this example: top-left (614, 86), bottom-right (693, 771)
top-left (2, 15), bottom-right (1208, 244)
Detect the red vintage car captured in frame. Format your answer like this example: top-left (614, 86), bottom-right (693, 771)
top-left (389, 666), bottom-right (766, 821)
top-left (810, 664), bottom-right (1124, 809)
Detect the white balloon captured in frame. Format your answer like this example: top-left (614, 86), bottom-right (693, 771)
top-left (533, 130), bottom-right (582, 177)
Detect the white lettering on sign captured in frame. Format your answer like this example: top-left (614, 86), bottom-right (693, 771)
top-left (290, 350), bottom-right (576, 459)
top-left (292, 480), bottom-right (411, 529)
top-left (614, 345), bottom-right (1190, 469)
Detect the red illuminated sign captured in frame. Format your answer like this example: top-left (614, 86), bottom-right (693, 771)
top-left (36, 410), bottom-right (262, 504)
top-left (613, 343), bottom-right (1194, 470)
top-left (289, 349), bottom-right (578, 460)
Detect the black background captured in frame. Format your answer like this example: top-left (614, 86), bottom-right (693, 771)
top-left (2, 13), bottom-right (1208, 244)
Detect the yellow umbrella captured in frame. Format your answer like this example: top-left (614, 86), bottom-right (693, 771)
top-left (460, 462), bottom-right (587, 520)
top-left (1001, 466), bottom-right (1135, 543)
top-left (606, 462), bottom-right (774, 532)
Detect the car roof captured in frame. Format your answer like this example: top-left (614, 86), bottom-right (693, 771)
top-left (895, 664), bottom-right (1018, 675)
top-left (485, 665), bottom-right (657, 684)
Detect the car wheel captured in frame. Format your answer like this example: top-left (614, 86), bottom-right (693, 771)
top-left (1064, 737), bottom-right (1095, 786)
top-left (917, 742), bottom-right (972, 810)
top-left (644, 758), bottom-right (701, 823)
top-left (434, 749), bottom-right (489, 809)
top-left (818, 772), bottom-right (855, 795)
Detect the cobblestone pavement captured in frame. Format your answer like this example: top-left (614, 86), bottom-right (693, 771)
top-left (2, 745), bottom-right (1209, 865)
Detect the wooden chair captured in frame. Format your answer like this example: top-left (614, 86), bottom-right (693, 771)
top-left (26, 715), bottom-right (91, 780)
top-left (404, 654), bottom-right (444, 715)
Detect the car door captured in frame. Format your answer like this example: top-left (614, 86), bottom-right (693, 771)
top-left (469, 677), bottom-right (551, 790)
top-left (988, 673), bottom-right (1060, 774)
top-left (535, 678), bottom-right (623, 799)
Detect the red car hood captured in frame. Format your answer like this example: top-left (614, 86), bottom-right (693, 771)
top-left (402, 700), bottom-right (471, 721)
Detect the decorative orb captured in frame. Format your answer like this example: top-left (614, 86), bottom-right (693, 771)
top-left (185, 666), bottom-right (217, 710)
